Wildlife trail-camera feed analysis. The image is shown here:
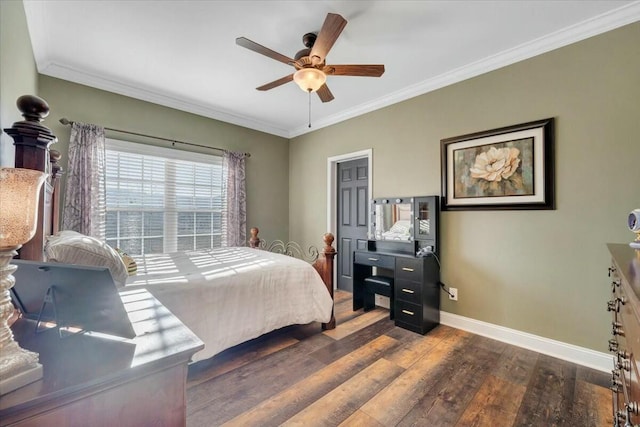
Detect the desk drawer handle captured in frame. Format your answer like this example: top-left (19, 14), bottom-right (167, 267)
top-left (402, 267), bottom-right (414, 272)
top-left (368, 257), bottom-right (379, 261)
top-left (402, 309), bottom-right (415, 316)
top-left (401, 288), bottom-right (415, 294)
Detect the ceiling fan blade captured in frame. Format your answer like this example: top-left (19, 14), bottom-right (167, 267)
top-left (324, 64), bottom-right (385, 77)
top-left (317, 84), bottom-right (334, 103)
top-left (256, 74), bottom-right (294, 91)
top-left (309, 13), bottom-right (347, 66)
top-left (236, 37), bottom-right (294, 65)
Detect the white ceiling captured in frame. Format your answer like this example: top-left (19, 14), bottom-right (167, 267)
top-left (24, 1), bottom-right (640, 138)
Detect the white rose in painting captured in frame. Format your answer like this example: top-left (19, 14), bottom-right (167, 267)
top-left (469, 147), bottom-right (521, 182)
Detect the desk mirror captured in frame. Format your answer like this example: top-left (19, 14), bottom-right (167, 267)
top-left (371, 198), bottom-right (413, 241)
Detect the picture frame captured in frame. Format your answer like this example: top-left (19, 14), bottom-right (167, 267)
top-left (440, 118), bottom-right (555, 211)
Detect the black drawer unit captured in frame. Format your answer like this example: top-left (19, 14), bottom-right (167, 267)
top-left (353, 249), bottom-right (440, 335)
top-left (396, 280), bottom-right (422, 305)
top-left (396, 257), bottom-right (423, 281)
top-left (353, 252), bottom-right (395, 269)
top-left (394, 255), bottom-right (440, 334)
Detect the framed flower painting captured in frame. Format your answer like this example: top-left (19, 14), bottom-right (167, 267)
top-left (440, 118), bottom-right (555, 210)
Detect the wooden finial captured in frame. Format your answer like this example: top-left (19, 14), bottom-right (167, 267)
top-left (49, 150), bottom-right (63, 179)
top-left (16, 94), bottom-right (50, 122)
top-left (4, 95), bottom-right (57, 168)
top-left (249, 227), bottom-right (260, 248)
top-left (323, 233), bottom-right (335, 254)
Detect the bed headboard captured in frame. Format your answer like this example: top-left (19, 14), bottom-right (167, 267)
top-left (4, 95), bottom-right (61, 261)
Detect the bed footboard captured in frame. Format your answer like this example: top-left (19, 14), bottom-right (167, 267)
top-left (249, 227), bottom-right (336, 330)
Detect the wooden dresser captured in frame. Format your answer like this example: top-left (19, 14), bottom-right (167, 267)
top-left (607, 244), bottom-right (640, 426)
top-left (0, 289), bottom-right (203, 426)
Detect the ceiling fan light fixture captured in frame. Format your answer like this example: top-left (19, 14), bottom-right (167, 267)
top-left (293, 68), bottom-right (326, 92)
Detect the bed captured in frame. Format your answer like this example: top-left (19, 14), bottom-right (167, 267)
top-left (118, 229), bottom-right (334, 361)
top-left (10, 98), bottom-right (336, 363)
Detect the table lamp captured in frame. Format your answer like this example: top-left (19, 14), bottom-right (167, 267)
top-left (0, 167), bottom-right (47, 395)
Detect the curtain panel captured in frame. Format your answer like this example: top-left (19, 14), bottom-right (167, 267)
top-left (222, 151), bottom-right (247, 247)
top-left (62, 122), bottom-right (106, 240)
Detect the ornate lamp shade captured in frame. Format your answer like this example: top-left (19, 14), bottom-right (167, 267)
top-left (0, 168), bottom-right (47, 249)
top-left (0, 167), bottom-right (47, 395)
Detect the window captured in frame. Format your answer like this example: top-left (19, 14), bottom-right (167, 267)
top-left (105, 139), bottom-right (223, 255)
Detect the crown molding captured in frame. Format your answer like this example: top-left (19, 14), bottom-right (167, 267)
top-left (33, 2), bottom-right (640, 140)
top-left (289, 1), bottom-right (640, 137)
top-left (37, 62), bottom-right (291, 138)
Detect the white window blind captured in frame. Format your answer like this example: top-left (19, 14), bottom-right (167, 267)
top-left (105, 139), bottom-right (223, 255)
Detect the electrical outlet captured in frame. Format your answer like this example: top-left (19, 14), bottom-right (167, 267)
top-left (449, 287), bottom-right (458, 301)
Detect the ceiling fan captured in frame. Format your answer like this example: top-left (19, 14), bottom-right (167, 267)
top-left (236, 13), bottom-right (385, 103)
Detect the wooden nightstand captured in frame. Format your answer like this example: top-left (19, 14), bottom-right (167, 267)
top-left (0, 289), bottom-right (203, 426)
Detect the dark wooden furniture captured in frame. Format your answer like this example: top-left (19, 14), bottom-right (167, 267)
top-left (354, 250), bottom-right (440, 334)
top-left (607, 244), bottom-right (640, 426)
top-left (0, 289), bottom-right (204, 426)
top-left (4, 95), bottom-right (62, 262)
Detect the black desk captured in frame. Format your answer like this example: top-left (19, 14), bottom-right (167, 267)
top-left (353, 250), bottom-right (440, 334)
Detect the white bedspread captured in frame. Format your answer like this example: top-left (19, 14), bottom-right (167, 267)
top-left (124, 246), bottom-right (333, 362)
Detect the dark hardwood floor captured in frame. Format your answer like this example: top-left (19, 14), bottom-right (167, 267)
top-left (186, 291), bottom-right (611, 426)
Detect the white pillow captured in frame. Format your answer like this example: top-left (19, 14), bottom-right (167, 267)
top-left (45, 231), bottom-right (128, 287)
top-left (52, 230), bottom-right (84, 239)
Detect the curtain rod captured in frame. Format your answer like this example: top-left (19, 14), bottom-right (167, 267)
top-left (58, 118), bottom-right (250, 157)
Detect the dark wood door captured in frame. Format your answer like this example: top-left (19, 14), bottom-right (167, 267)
top-left (337, 158), bottom-right (369, 292)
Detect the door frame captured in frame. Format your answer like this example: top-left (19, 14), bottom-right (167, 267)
top-left (326, 149), bottom-right (373, 289)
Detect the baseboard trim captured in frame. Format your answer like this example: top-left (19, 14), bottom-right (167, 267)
top-left (440, 311), bottom-right (612, 373)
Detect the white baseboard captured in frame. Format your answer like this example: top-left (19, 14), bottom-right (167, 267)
top-left (440, 311), bottom-right (612, 373)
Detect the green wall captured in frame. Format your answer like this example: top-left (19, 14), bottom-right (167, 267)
top-left (0, 0), bottom-right (38, 167)
top-left (38, 76), bottom-right (290, 242)
top-left (289, 22), bottom-right (640, 352)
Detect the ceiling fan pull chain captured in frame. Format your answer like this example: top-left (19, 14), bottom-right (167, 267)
top-left (308, 89), bottom-right (312, 128)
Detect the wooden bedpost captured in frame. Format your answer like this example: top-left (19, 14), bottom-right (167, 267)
top-left (49, 150), bottom-right (63, 236)
top-left (249, 227), bottom-right (260, 248)
top-left (4, 95), bottom-right (58, 261)
top-left (318, 233), bottom-right (336, 330)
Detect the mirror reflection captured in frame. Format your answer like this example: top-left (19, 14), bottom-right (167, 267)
top-left (374, 203), bottom-right (413, 240)
top-left (416, 200), bottom-right (430, 237)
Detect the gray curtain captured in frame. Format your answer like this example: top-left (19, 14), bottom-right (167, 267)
top-left (62, 122), bottom-right (106, 240)
top-left (222, 151), bottom-right (247, 247)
